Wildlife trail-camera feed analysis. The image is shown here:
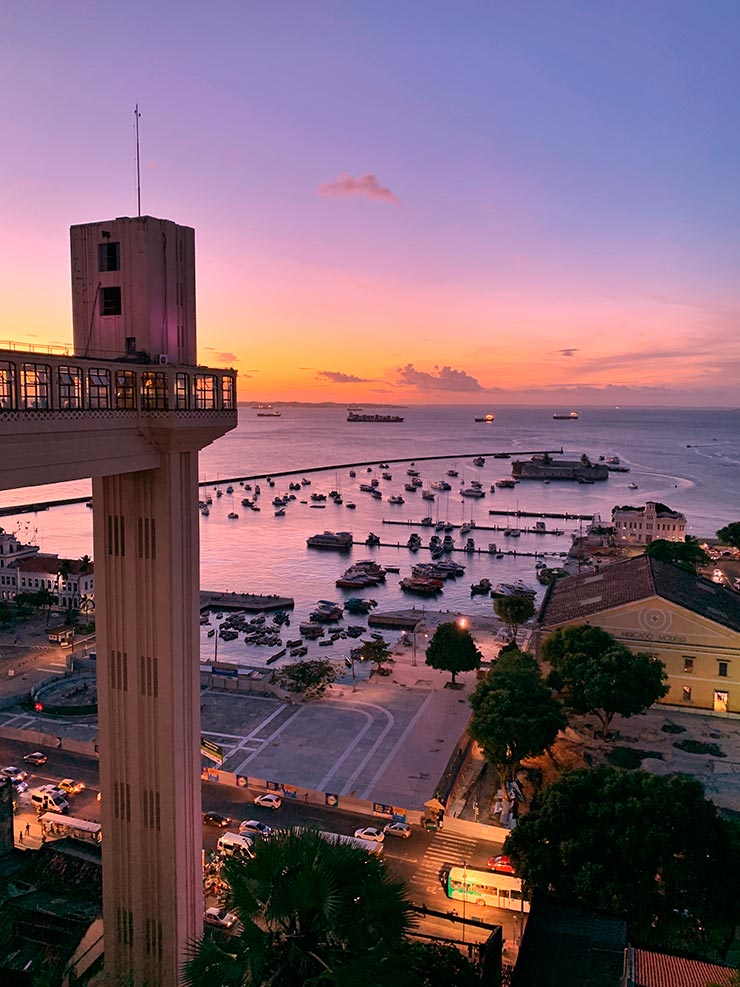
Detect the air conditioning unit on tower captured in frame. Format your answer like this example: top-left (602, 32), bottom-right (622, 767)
top-left (158, 354), bottom-right (170, 365)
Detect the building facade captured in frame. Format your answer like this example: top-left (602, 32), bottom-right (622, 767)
top-left (611, 501), bottom-right (687, 546)
top-left (536, 555), bottom-right (740, 715)
top-left (0, 214), bottom-right (237, 986)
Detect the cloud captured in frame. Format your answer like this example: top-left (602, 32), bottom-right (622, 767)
top-left (396, 363), bottom-right (497, 393)
top-left (558, 348), bottom-right (578, 358)
top-left (319, 173), bottom-right (398, 204)
top-left (217, 352), bottom-right (238, 363)
top-left (316, 369), bottom-right (374, 384)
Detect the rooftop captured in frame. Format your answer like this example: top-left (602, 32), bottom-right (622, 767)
top-left (16, 556), bottom-right (93, 576)
top-left (629, 947), bottom-right (737, 987)
top-left (538, 554), bottom-right (740, 634)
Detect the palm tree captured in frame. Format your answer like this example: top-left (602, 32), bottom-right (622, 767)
top-left (184, 829), bottom-right (416, 987)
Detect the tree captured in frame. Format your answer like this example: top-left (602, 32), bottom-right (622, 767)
top-left (271, 658), bottom-right (336, 700)
top-left (395, 941), bottom-right (480, 987)
top-left (184, 828), bottom-right (416, 987)
top-left (645, 535), bottom-right (710, 574)
top-left (469, 647), bottom-right (566, 788)
top-left (425, 621), bottom-right (482, 686)
top-left (505, 767), bottom-right (740, 955)
top-left (717, 522), bottom-right (740, 551)
top-left (359, 639), bottom-right (395, 675)
top-left (493, 594), bottom-right (535, 642)
top-left (542, 625), bottom-right (668, 737)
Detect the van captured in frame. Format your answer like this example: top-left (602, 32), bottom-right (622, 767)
top-left (217, 832), bottom-right (254, 859)
top-left (31, 785), bottom-right (70, 814)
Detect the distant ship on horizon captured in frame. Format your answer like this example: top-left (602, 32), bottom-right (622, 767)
top-left (347, 412), bottom-right (404, 423)
top-left (553, 411), bottom-right (580, 420)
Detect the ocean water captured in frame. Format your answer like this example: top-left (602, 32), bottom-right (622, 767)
top-left (3, 405), bottom-right (739, 668)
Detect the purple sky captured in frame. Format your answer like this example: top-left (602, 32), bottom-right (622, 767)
top-left (2, 1), bottom-right (739, 404)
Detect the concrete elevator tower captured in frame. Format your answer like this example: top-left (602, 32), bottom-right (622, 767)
top-left (0, 216), bottom-right (237, 985)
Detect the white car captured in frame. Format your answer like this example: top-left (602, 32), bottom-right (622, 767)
top-left (383, 822), bottom-right (412, 839)
top-left (254, 793), bottom-right (282, 810)
top-left (239, 819), bottom-right (272, 839)
top-left (1, 766), bottom-right (28, 783)
top-left (354, 827), bottom-right (385, 843)
top-left (204, 907), bottom-right (238, 929)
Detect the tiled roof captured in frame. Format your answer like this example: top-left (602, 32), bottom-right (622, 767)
top-left (538, 555), bottom-right (740, 634)
top-left (16, 555), bottom-right (94, 576)
top-left (631, 947), bottom-right (736, 987)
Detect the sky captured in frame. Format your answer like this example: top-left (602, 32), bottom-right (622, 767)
top-left (2, 1), bottom-right (740, 406)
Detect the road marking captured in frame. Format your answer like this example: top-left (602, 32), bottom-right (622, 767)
top-left (232, 705), bottom-right (306, 775)
top-left (317, 707), bottom-right (374, 792)
top-left (359, 692), bottom-right (435, 800)
top-left (36, 667), bottom-right (65, 674)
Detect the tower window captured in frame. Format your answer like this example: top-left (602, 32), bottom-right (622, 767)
top-left (718, 661), bottom-right (729, 678)
top-left (101, 286), bottom-right (121, 316)
top-left (99, 241), bottom-right (120, 272)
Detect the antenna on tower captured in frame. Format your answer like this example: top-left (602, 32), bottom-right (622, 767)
top-left (134, 103), bottom-right (142, 217)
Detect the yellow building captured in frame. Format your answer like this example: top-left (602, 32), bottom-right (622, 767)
top-left (536, 555), bottom-right (740, 715)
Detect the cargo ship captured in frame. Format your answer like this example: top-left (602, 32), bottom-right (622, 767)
top-left (347, 412), bottom-right (404, 422)
top-left (553, 411), bottom-right (579, 420)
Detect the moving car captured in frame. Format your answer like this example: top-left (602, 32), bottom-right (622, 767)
top-left (58, 778), bottom-right (85, 795)
top-left (487, 854), bottom-right (515, 875)
top-left (254, 793), bottom-right (282, 810)
top-left (24, 752), bottom-right (48, 766)
top-left (203, 811), bottom-right (232, 828)
top-left (239, 820), bottom-right (272, 839)
top-left (383, 822), bottom-right (412, 839)
top-left (1, 766), bottom-right (28, 783)
top-left (204, 907), bottom-right (238, 929)
top-left (354, 827), bottom-right (385, 843)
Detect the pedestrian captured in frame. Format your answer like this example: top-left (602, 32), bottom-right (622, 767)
top-left (24, 822), bottom-right (30, 836)
top-left (18, 830), bottom-right (23, 844)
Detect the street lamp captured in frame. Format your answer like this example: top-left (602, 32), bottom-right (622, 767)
top-left (457, 616), bottom-right (468, 631)
top-left (461, 859), bottom-right (468, 943)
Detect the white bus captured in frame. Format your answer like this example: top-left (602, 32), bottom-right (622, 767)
top-left (318, 831), bottom-right (384, 857)
top-left (446, 866), bottom-right (529, 913)
top-left (40, 812), bottom-right (102, 846)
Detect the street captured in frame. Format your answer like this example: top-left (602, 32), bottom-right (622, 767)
top-left (1, 736), bottom-right (520, 943)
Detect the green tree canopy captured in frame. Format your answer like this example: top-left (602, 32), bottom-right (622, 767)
top-left (358, 639), bottom-right (394, 675)
top-left (505, 767), bottom-right (740, 955)
top-left (271, 658), bottom-right (336, 700)
top-left (184, 828), bottom-right (415, 987)
top-left (542, 625), bottom-right (668, 737)
top-left (717, 523), bottom-right (740, 551)
top-left (645, 535), bottom-right (710, 573)
top-left (469, 647), bottom-right (566, 787)
top-left (425, 621), bottom-right (482, 686)
top-left (493, 594), bottom-right (535, 641)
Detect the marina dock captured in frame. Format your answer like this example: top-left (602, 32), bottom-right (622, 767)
top-left (353, 539), bottom-right (567, 560)
top-left (200, 590), bottom-right (294, 612)
top-left (380, 518), bottom-right (572, 536)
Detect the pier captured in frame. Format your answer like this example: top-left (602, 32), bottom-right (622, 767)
top-left (380, 518), bottom-right (572, 536)
top-left (487, 508), bottom-right (592, 521)
top-left (200, 590), bottom-right (295, 612)
top-left (352, 539), bottom-right (567, 560)
top-left (0, 449), bottom-right (566, 517)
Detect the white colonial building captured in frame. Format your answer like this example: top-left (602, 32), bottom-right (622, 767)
top-left (611, 501), bottom-right (686, 546)
top-left (0, 528), bottom-right (93, 610)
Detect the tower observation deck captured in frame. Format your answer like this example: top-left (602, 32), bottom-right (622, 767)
top-left (0, 215), bottom-right (237, 986)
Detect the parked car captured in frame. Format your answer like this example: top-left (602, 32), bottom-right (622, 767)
top-left (487, 854), bottom-right (515, 875)
top-left (203, 811), bottom-right (232, 828)
top-left (204, 907), bottom-right (238, 929)
top-left (383, 822), bottom-right (412, 839)
top-left (1, 766), bottom-right (28, 783)
top-left (58, 778), bottom-right (85, 795)
top-left (23, 752), bottom-right (48, 766)
top-left (254, 793), bottom-right (282, 810)
top-left (239, 820), bottom-right (272, 839)
top-left (354, 827), bottom-right (385, 843)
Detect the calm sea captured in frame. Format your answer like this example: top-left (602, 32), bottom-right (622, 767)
top-left (3, 405), bottom-right (739, 667)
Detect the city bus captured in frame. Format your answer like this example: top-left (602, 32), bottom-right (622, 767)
top-left (445, 866), bottom-right (529, 913)
top-left (318, 831), bottom-right (384, 857)
top-left (40, 812), bottom-right (102, 846)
